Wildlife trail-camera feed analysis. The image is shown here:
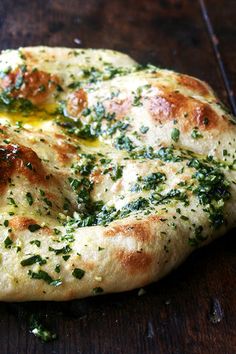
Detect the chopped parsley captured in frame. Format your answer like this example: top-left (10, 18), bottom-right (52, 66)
top-left (93, 287), bottom-right (104, 294)
top-left (114, 135), bottom-right (134, 152)
top-left (171, 128), bottom-right (180, 142)
top-left (49, 245), bottom-right (72, 255)
top-left (4, 236), bottom-right (13, 249)
top-left (28, 270), bottom-right (62, 287)
top-left (110, 164), bottom-right (123, 181)
top-left (30, 240), bottom-right (41, 247)
top-left (21, 255), bottom-right (46, 266)
top-left (26, 192), bottom-right (34, 206)
top-left (72, 268), bottom-right (85, 279)
top-left (191, 128), bottom-right (203, 139)
top-left (28, 224), bottom-right (41, 233)
top-left (139, 172), bottom-right (166, 190)
top-left (140, 125), bottom-right (149, 134)
top-left (188, 158), bottom-right (231, 228)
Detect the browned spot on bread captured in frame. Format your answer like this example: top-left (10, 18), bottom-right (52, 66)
top-left (41, 226), bottom-right (53, 235)
top-left (9, 216), bottom-right (38, 231)
top-left (148, 90), bottom-right (228, 132)
top-left (0, 67), bottom-right (59, 105)
top-left (9, 216), bottom-right (52, 235)
top-left (147, 214), bottom-right (164, 223)
top-left (66, 89), bottom-right (87, 117)
top-left (149, 95), bottom-right (174, 122)
top-left (54, 133), bottom-right (66, 140)
top-left (105, 222), bottom-right (152, 242)
top-left (52, 140), bottom-right (77, 163)
top-left (177, 74), bottom-right (211, 96)
top-left (190, 104), bottom-right (220, 130)
top-left (90, 169), bottom-right (103, 184)
top-left (116, 250), bottom-right (152, 274)
top-left (105, 97), bottom-right (131, 119)
top-left (0, 144), bottom-right (48, 193)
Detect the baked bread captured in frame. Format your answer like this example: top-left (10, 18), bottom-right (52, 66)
top-left (0, 47), bottom-right (235, 301)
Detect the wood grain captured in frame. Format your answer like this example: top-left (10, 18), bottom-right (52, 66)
top-left (0, 0), bottom-right (235, 353)
top-left (200, 0), bottom-right (236, 114)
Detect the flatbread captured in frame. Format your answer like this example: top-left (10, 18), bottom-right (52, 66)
top-left (0, 47), bottom-right (235, 301)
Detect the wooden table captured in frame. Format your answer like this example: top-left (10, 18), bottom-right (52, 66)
top-left (0, 1), bottom-right (235, 353)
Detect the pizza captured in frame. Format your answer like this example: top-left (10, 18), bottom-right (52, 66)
top-left (0, 46), bottom-right (235, 301)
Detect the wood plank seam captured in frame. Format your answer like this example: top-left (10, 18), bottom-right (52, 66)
top-left (199, 0), bottom-right (236, 115)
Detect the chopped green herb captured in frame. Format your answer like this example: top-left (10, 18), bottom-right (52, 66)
top-left (7, 197), bottom-right (18, 207)
top-left (139, 125), bottom-right (149, 134)
top-left (4, 236), bottom-right (13, 248)
top-left (25, 162), bottom-right (33, 170)
top-left (28, 270), bottom-right (62, 286)
top-left (114, 135), bottom-right (134, 151)
top-left (3, 220), bottom-right (9, 227)
top-left (49, 245), bottom-right (72, 255)
top-left (21, 255), bottom-right (46, 266)
top-left (171, 128), bottom-right (180, 142)
top-left (28, 224), bottom-right (41, 233)
top-left (110, 164), bottom-right (123, 181)
top-left (93, 287), bottom-right (104, 294)
top-left (26, 192), bottom-right (34, 206)
top-left (191, 129), bottom-right (203, 139)
top-left (55, 264), bottom-right (61, 273)
top-left (62, 255), bottom-right (70, 261)
top-left (30, 240), bottom-right (41, 247)
top-left (72, 268), bottom-right (85, 279)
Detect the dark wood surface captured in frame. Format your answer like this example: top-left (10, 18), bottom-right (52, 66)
top-left (0, 1), bottom-right (235, 353)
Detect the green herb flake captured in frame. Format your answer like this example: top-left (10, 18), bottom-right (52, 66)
top-left (110, 164), bottom-right (123, 181)
top-left (171, 128), bottom-right (180, 142)
top-left (92, 287), bottom-right (104, 295)
top-left (28, 224), bottom-right (41, 233)
top-left (62, 255), bottom-right (70, 261)
top-left (26, 192), bottom-right (34, 206)
top-left (72, 268), bottom-right (85, 279)
top-left (139, 125), bottom-right (149, 134)
top-left (49, 245), bottom-right (72, 255)
top-left (25, 162), bottom-right (33, 170)
top-left (30, 240), bottom-right (41, 247)
top-left (55, 264), bottom-right (61, 273)
top-left (43, 198), bottom-right (52, 207)
top-left (3, 220), bottom-right (9, 227)
top-left (7, 197), bottom-right (18, 207)
top-left (21, 255), bottom-right (46, 266)
top-left (28, 270), bottom-right (62, 286)
top-left (191, 129), bottom-right (203, 139)
top-left (39, 189), bottom-right (45, 196)
top-left (4, 236), bottom-right (13, 248)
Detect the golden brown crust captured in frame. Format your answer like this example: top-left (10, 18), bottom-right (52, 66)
top-left (0, 144), bottom-right (48, 194)
top-left (148, 90), bottom-right (227, 132)
top-left (66, 89), bottom-right (88, 117)
top-left (106, 97), bottom-right (132, 119)
top-left (9, 216), bottom-right (38, 231)
top-left (0, 68), bottom-right (59, 104)
top-left (52, 140), bottom-right (77, 164)
top-left (104, 222), bottom-right (154, 243)
top-left (176, 74), bottom-right (211, 97)
top-left (116, 250), bottom-right (153, 275)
